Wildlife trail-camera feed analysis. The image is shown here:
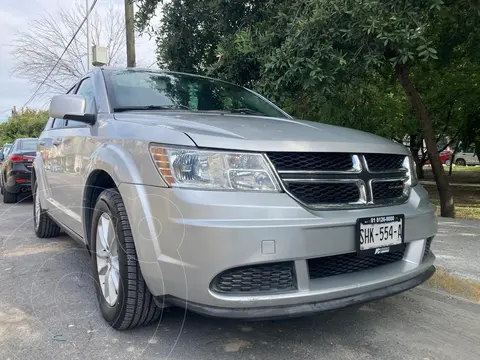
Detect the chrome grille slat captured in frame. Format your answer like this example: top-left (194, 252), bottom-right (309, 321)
top-left (266, 152), bottom-right (410, 209)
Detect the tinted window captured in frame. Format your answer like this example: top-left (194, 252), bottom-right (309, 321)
top-left (18, 140), bottom-right (37, 151)
top-left (76, 78), bottom-right (95, 113)
top-left (103, 70), bottom-right (287, 118)
top-left (45, 118), bottom-right (54, 130)
top-left (67, 77), bottom-right (95, 128)
top-left (52, 118), bottom-right (64, 129)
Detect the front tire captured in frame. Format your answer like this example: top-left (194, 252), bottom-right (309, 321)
top-left (33, 182), bottom-right (61, 238)
top-left (91, 188), bottom-right (161, 330)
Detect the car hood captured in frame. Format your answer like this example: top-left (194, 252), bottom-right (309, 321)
top-left (113, 112), bottom-right (408, 154)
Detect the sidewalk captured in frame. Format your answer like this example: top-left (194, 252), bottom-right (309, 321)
top-left (433, 217), bottom-right (480, 282)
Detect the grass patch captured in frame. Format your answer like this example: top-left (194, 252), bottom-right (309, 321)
top-left (423, 168), bottom-right (480, 184)
top-left (423, 184), bottom-right (480, 220)
top-left (426, 267), bottom-right (480, 303)
top-left (448, 165), bottom-right (480, 173)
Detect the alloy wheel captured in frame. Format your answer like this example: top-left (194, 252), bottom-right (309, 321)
top-left (34, 190), bottom-right (41, 229)
top-left (96, 213), bottom-right (120, 306)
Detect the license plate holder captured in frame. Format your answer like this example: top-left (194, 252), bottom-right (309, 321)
top-left (356, 214), bottom-right (405, 257)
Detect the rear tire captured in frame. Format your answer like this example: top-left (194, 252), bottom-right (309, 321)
top-left (455, 158), bottom-right (466, 166)
top-left (3, 187), bottom-right (17, 203)
top-left (33, 182), bottom-right (61, 238)
top-left (91, 188), bottom-right (161, 330)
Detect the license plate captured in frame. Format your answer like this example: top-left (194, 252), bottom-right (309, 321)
top-left (356, 215), bottom-right (405, 256)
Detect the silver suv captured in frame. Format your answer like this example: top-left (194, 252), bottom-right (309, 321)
top-left (33, 68), bottom-right (437, 330)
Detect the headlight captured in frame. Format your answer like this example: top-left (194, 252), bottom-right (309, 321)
top-left (149, 145), bottom-right (281, 191)
top-left (403, 155), bottom-right (418, 187)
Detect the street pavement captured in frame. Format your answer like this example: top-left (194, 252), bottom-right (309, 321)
top-left (434, 218), bottom-right (480, 282)
top-left (1, 200), bottom-right (479, 360)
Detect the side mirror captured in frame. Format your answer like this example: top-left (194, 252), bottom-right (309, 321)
top-left (49, 94), bottom-right (96, 124)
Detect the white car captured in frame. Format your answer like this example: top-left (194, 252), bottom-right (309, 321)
top-left (453, 149), bottom-right (480, 166)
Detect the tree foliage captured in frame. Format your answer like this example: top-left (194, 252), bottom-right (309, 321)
top-left (0, 109), bottom-right (49, 144)
top-left (136, 0), bottom-right (480, 216)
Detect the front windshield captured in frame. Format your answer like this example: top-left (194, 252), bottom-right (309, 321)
top-left (3, 145), bottom-right (12, 156)
top-left (103, 69), bottom-right (288, 118)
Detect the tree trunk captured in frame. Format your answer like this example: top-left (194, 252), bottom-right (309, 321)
top-left (409, 134), bottom-right (425, 179)
top-left (417, 159), bottom-right (425, 179)
top-left (396, 64), bottom-right (455, 217)
top-left (449, 147), bottom-right (456, 176)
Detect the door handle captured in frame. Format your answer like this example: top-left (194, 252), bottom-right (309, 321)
top-left (53, 138), bottom-right (62, 146)
top-left (39, 141), bottom-right (46, 146)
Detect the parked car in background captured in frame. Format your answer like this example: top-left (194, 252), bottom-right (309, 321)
top-left (439, 149), bottom-right (454, 165)
top-left (0, 143), bottom-right (13, 163)
top-left (425, 148), bottom-right (453, 166)
top-left (0, 138), bottom-right (37, 203)
top-left (32, 67), bottom-right (437, 330)
top-left (452, 148), bottom-right (480, 166)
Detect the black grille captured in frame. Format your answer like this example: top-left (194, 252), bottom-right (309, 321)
top-left (365, 154), bottom-right (405, 172)
top-left (423, 237), bottom-right (433, 261)
top-left (267, 152), bottom-right (353, 172)
top-left (212, 262), bottom-right (296, 294)
top-left (308, 250), bottom-right (405, 279)
top-left (286, 182), bottom-right (360, 205)
top-left (372, 181), bottom-right (405, 201)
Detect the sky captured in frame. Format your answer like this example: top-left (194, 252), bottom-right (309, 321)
top-left (0, 0), bottom-right (158, 122)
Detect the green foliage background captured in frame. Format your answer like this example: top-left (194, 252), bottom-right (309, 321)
top-left (135, 0), bottom-right (480, 150)
top-left (0, 108), bottom-right (48, 145)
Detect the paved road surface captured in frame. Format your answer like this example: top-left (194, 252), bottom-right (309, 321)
top-left (434, 218), bottom-right (480, 281)
top-left (1, 200), bottom-right (479, 360)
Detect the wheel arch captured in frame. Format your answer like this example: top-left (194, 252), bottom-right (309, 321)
top-left (82, 169), bottom-right (117, 250)
top-left (81, 142), bottom-right (146, 249)
top-left (31, 166), bottom-right (37, 193)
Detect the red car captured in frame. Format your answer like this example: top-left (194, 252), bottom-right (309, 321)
top-left (425, 149), bottom-right (453, 165)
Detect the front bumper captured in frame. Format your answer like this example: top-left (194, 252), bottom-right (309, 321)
top-left (166, 265), bottom-right (435, 320)
top-left (119, 183), bottom-right (437, 316)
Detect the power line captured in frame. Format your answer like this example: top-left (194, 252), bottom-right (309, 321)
top-left (21, 0), bottom-right (99, 109)
top-left (147, 60), bottom-right (157, 69)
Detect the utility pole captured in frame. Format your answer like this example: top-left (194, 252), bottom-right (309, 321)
top-left (86, 0), bottom-right (92, 70)
top-left (124, 0), bottom-right (136, 67)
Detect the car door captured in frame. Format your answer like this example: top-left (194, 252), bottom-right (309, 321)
top-left (53, 76), bottom-right (97, 237)
top-left (463, 146), bottom-right (477, 165)
top-left (39, 117), bottom-right (67, 205)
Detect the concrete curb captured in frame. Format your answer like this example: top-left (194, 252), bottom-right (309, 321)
top-left (425, 266), bottom-right (480, 303)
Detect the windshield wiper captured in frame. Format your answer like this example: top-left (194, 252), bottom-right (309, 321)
top-left (113, 104), bottom-right (193, 112)
top-left (227, 108), bottom-right (266, 116)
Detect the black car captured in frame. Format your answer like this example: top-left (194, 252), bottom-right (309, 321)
top-left (0, 138), bottom-right (37, 203)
